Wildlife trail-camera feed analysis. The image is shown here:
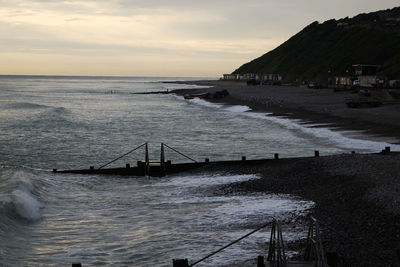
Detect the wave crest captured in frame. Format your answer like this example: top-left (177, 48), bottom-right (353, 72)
top-left (0, 170), bottom-right (43, 221)
top-left (11, 189), bottom-right (43, 220)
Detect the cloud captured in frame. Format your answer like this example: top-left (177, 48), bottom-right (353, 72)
top-left (0, 0), bottom-right (399, 76)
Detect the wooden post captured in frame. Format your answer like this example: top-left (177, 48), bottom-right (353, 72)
top-left (172, 259), bottom-right (189, 267)
top-left (257, 256), bottom-right (265, 267)
top-left (145, 143), bottom-right (149, 175)
top-left (242, 156), bottom-right (246, 161)
top-left (160, 143), bottom-right (165, 164)
top-left (205, 158), bottom-right (209, 163)
top-left (274, 153), bottom-right (279, 159)
top-left (326, 252), bottom-right (338, 267)
top-left (395, 248), bottom-right (400, 267)
top-left (315, 150), bottom-right (319, 157)
top-left (145, 143), bottom-right (149, 164)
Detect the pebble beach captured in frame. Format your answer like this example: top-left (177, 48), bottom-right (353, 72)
top-left (171, 81), bottom-right (400, 266)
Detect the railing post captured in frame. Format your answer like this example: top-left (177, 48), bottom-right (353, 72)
top-left (326, 252), bottom-right (338, 267)
top-left (267, 219), bottom-right (286, 265)
top-left (274, 153), bottom-right (279, 159)
top-left (396, 248), bottom-right (400, 267)
top-left (314, 150), bottom-right (319, 157)
top-left (145, 142), bottom-right (149, 164)
top-left (257, 256), bottom-right (265, 267)
top-left (145, 142), bottom-right (149, 175)
top-left (160, 143), bottom-right (165, 164)
top-left (242, 156), bottom-right (246, 161)
top-left (172, 259), bottom-right (189, 267)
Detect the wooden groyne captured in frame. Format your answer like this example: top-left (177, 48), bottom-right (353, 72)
top-left (70, 216), bottom-right (399, 266)
top-left (53, 143), bottom-right (395, 177)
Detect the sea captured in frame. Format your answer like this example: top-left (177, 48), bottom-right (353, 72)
top-left (0, 75), bottom-right (399, 266)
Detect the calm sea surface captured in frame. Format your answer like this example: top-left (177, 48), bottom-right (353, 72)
top-left (0, 76), bottom-right (398, 266)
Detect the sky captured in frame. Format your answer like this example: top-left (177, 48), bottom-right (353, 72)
top-left (0, 1), bottom-right (399, 77)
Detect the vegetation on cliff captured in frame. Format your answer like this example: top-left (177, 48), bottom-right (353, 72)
top-left (233, 7), bottom-right (400, 82)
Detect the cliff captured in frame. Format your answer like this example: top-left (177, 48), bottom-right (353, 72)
top-left (233, 7), bottom-right (400, 82)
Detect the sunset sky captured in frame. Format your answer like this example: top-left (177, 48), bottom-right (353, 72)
top-left (0, 0), bottom-right (398, 77)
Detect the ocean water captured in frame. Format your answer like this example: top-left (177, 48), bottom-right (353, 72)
top-left (0, 75), bottom-right (398, 266)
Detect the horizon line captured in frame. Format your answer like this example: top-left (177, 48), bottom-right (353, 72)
top-left (0, 74), bottom-right (219, 79)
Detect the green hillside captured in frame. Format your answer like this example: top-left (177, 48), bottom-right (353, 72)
top-left (233, 7), bottom-right (400, 82)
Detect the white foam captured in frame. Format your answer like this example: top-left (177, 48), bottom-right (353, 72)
top-left (242, 112), bottom-right (400, 152)
top-left (155, 174), bottom-right (314, 226)
top-left (11, 189), bottom-right (43, 220)
top-left (188, 98), bottom-right (222, 108)
top-left (182, 97), bottom-right (252, 113)
top-left (213, 194), bottom-right (313, 219)
top-left (178, 94), bottom-right (400, 152)
top-left (156, 194), bottom-right (313, 219)
top-left (160, 174), bottom-right (259, 188)
top-left (224, 105), bottom-right (252, 113)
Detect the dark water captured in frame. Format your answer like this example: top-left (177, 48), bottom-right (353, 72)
top-left (0, 76), bottom-right (398, 266)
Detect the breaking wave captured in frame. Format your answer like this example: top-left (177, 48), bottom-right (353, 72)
top-left (0, 169), bottom-right (43, 221)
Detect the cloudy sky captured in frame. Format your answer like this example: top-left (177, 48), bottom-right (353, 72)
top-left (0, 0), bottom-right (398, 77)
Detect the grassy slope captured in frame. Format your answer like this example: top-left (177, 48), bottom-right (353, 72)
top-left (233, 7), bottom-right (400, 82)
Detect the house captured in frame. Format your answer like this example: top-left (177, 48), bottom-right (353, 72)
top-left (352, 64), bottom-right (386, 87)
top-left (337, 22), bottom-right (349, 27)
top-left (389, 80), bottom-right (400, 88)
top-left (222, 74), bottom-right (236, 80)
top-left (222, 74), bottom-right (242, 80)
top-left (261, 74), bottom-right (283, 82)
top-left (352, 64), bottom-right (380, 76)
top-left (335, 76), bottom-right (352, 87)
top-left (222, 73), bottom-right (283, 83)
top-left (241, 73), bottom-right (259, 81)
top-left (358, 76), bottom-right (386, 88)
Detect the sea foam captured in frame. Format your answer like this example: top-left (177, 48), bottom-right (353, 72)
top-left (186, 96), bottom-right (400, 152)
top-left (243, 112), bottom-right (400, 152)
top-left (11, 189), bottom-right (43, 221)
top-left (0, 170), bottom-right (43, 221)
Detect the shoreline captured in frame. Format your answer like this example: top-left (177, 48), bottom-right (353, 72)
top-left (170, 80), bottom-right (400, 266)
top-left (195, 153), bottom-right (400, 266)
top-left (170, 80), bottom-right (400, 144)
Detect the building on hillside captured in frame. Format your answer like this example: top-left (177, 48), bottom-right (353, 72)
top-left (222, 74), bottom-right (240, 80)
top-left (389, 80), bottom-right (400, 88)
top-left (335, 76), bottom-right (353, 87)
top-left (353, 64), bottom-right (380, 76)
top-left (337, 22), bottom-right (349, 27)
top-left (386, 16), bottom-right (400, 22)
top-left (352, 64), bottom-right (387, 87)
top-left (241, 73), bottom-right (259, 81)
top-left (222, 73), bottom-right (283, 83)
top-left (358, 76), bottom-right (386, 88)
top-left (260, 74), bottom-right (283, 82)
